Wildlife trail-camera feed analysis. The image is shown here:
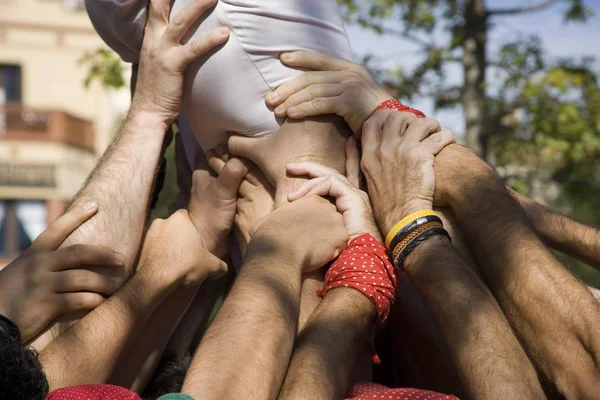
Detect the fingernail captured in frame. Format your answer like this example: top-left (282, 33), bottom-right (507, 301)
top-left (218, 27), bottom-right (230, 36)
top-left (83, 201), bottom-right (97, 211)
top-left (287, 107), bottom-right (298, 116)
top-left (286, 163), bottom-right (298, 169)
top-left (275, 105), bottom-right (285, 114)
top-left (281, 53), bottom-right (294, 61)
top-left (266, 92), bottom-right (279, 102)
top-left (114, 252), bottom-right (125, 265)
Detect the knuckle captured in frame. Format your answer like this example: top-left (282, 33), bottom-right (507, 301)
top-left (171, 14), bottom-right (185, 29)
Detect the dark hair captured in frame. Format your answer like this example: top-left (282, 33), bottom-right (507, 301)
top-left (142, 350), bottom-right (191, 400)
top-left (0, 336), bottom-right (49, 400)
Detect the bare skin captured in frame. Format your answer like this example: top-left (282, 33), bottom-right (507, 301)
top-left (180, 196), bottom-right (348, 400)
top-left (435, 143), bottom-right (600, 398)
top-left (33, 0), bottom-right (232, 350)
top-left (512, 190), bottom-right (600, 270)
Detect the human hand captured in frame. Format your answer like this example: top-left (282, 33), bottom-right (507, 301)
top-left (266, 51), bottom-right (392, 135)
top-left (287, 137), bottom-right (380, 241)
top-left (131, 0), bottom-right (230, 125)
top-left (140, 210), bottom-right (227, 288)
top-left (0, 203), bottom-right (125, 343)
top-left (249, 195), bottom-right (348, 272)
top-left (234, 165), bottom-right (275, 253)
top-left (189, 146), bottom-right (249, 258)
top-left (361, 110), bottom-right (455, 234)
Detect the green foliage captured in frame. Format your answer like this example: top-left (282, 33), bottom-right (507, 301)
top-left (341, 0), bottom-right (600, 284)
top-left (78, 48), bottom-right (126, 90)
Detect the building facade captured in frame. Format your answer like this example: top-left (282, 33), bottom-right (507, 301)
top-left (0, 0), bottom-right (130, 265)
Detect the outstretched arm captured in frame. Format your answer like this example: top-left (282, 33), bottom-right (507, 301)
top-left (181, 196), bottom-right (348, 400)
top-left (34, 0), bottom-right (231, 350)
top-left (360, 112), bottom-right (544, 399)
top-left (512, 190), bottom-right (600, 269)
top-left (436, 144), bottom-right (600, 398)
top-left (40, 211), bottom-right (226, 390)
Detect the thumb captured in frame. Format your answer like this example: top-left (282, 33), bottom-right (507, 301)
top-left (212, 158), bottom-right (249, 200)
top-left (202, 251), bottom-right (228, 280)
top-left (227, 135), bottom-right (268, 164)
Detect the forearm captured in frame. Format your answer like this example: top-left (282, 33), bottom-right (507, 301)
top-left (279, 288), bottom-right (375, 400)
top-left (182, 250), bottom-right (303, 400)
top-left (405, 236), bottom-right (544, 398)
top-left (514, 193), bottom-right (600, 269)
top-left (62, 111), bottom-right (168, 272)
top-left (451, 171), bottom-right (600, 395)
top-left (40, 267), bottom-right (173, 390)
top-left (109, 286), bottom-right (199, 392)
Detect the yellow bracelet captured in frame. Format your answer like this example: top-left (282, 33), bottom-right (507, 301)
top-left (385, 210), bottom-right (437, 249)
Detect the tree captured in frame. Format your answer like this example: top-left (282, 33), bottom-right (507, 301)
top-left (337, 0), bottom-right (592, 157)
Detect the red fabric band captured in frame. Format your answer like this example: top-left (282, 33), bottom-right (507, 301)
top-left (375, 99), bottom-right (426, 118)
top-left (318, 233), bottom-right (398, 323)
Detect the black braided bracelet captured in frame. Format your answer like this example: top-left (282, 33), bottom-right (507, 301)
top-left (394, 227), bottom-right (452, 270)
top-left (0, 314), bottom-right (21, 342)
top-left (388, 215), bottom-right (442, 253)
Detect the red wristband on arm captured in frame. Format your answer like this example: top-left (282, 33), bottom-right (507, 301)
top-left (375, 99), bottom-right (426, 118)
top-left (318, 233), bottom-right (398, 323)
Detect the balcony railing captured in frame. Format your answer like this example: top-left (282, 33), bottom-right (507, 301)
top-left (0, 104), bottom-right (94, 152)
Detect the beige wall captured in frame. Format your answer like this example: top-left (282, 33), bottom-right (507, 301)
top-left (0, 139), bottom-right (96, 200)
top-left (0, 0), bottom-right (131, 154)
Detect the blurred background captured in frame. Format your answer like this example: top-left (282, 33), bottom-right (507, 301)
top-left (1, 0), bottom-right (599, 284)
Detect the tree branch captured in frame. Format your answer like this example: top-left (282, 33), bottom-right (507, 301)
top-left (487, 0), bottom-right (558, 16)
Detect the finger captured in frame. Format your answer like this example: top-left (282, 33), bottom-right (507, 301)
top-left (55, 292), bottom-right (106, 314)
top-left (360, 110), bottom-right (390, 156)
top-left (266, 71), bottom-right (346, 106)
top-left (280, 51), bottom-right (352, 72)
top-left (420, 129), bottom-right (456, 155)
top-left (206, 151), bottom-right (226, 175)
top-left (402, 118), bottom-right (442, 144)
top-left (53, 269), bottom-right (118, 295)
top-left (381, 111), bottom-right (416, 146)
top-left (288, 176), bottom-right (352, 203)
top-left (286, 162), bottom-right (347, 181)
top-left (29, 202), bottom-right (99, 252)
top-left (48, 245), bottom-right (125, 271)
top-left (147, 0), bottom-right (172, 32)
top-left (227, 135), bottom-right (268, 164)
top-left (286, 97), bottom-right (342, 120)
top-left (203, 251), bottom-right (229, 280)
top-left (179, 27), bottom-right (230, 66)
top-left (166, 0), bottom-right (218, 43)
top-left (213, 158), bottom-right (249, 200)
top-left (345, 137), bottom-right (361, 188)
top-left (273, 84), bottom-right (345, 117)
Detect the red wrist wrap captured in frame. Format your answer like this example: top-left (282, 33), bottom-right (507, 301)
top-left (318, 233), bottom-right (398, 323)
top-left (375, 99), bottom-right (426, 118)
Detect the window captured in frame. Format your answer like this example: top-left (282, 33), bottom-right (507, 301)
top-left (0, 200), bottom-right (47, 259)
top-left (0, 65), bottom-right (22, 104)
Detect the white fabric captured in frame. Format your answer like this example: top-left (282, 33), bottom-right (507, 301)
top-left (85, 0), bottom-right (353, 165)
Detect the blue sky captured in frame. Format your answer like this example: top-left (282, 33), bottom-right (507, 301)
top-left (345, 0), bottom-right (600, 137)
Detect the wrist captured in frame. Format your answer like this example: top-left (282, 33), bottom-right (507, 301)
top-left (324, 287), bottom-right (376, 322)
top-left (125, 109), bottom-right (170, 134)
top-left (381, 201), bottom-right (432, 235)
top-left (246, 231), bottom-right (305, 269)
top-left (137, 261), bottom-right (180, 294)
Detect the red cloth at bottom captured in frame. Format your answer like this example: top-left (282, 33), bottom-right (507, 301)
top-left (347, 382), bottom-right (459, 400)
top-left (46, 384), bottom-right (142, 400)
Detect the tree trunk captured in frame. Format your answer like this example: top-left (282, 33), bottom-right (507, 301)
top-left (462, 0), bottom-right (488, 158)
